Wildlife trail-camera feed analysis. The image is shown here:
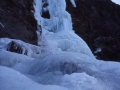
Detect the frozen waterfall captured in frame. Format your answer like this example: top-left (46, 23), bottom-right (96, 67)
top-left (34, 0), bottom-right (95, 58)
top-left (1, 0), bottom-right (120, 90)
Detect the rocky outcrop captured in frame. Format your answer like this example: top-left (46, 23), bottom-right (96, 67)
top-left (0, 0), bottom-right (37, 45)
top-left (6, 41), bottom-right (28, 55)
top-left (66, 0), bottom-right (120, 61)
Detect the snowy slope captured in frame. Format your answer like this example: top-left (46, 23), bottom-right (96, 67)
top-left (0, 46), bottom-right (120, 90)
top-left (0, 66), bottom-right (69, 90)
top-left (0, 0), bottom-right (120, 90)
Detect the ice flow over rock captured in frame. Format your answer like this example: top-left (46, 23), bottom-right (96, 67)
top-left (1, 0), bottom-right (120, 90)
top-left (34, 0), bottom-right (95, 58)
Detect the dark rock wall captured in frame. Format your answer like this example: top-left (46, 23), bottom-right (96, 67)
top-left (66, 0), bottom-right (120, 61)
top-left (0, 0), bottom-right (37, 45)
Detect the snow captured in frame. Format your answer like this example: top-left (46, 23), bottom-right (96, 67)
top-left (0, 49), bottom-right (34, 67)
top-left (0, 0), bottom-right (120, 90)
top-left (111, 0), bottom-right (120, 5)
top-left (61, 73), bottom-right (107, 90)
top-left (26, 52), bottom-right (97, 75)
top-left (27, 53), bottom-right (120, 90)
top-left (1, 50), bottom-right (120, 90)
top-left (0, 66), bottom-right (69, 90)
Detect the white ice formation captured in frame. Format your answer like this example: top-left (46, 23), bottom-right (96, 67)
top-left (34, 0), bottom-right (95, 59)
top-left (0, 0), bottom-right (120, 90)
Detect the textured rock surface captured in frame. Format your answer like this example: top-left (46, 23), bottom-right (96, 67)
top-left (0, 0), bottom-right (37, 45)
top-left (66, 0), bottom-right (120, 61)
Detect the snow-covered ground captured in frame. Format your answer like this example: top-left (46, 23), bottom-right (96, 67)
top-left (0, 40), bottom-right (120, 90)
top-left (0, 0), bottom-right (120, 90)
top-left (0, 66), bottom-right (69, 90)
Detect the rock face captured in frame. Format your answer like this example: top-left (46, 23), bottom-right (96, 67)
top-left (66, 0), bottom-right (120, 61)
top-left (0, 0), bottom-right (37, 45)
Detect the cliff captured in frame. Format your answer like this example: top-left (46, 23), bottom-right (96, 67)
top-left (66, 0), bottom-right (120, 61)
top-left (0, 0), bottom-right (37, 45)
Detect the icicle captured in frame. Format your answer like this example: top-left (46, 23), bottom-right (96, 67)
top-left (70, 0), bottom-right (76, 7)
top-left (33, 0), bottom-right (42, 25)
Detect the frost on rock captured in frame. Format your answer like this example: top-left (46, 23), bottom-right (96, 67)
top-left (61, 73), bottom-right (107, 90)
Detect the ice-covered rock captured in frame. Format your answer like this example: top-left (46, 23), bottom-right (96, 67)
top-left (0, 49), bottom-right (34, 67)
top-left (0, 38), bottom-right (47, 58)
